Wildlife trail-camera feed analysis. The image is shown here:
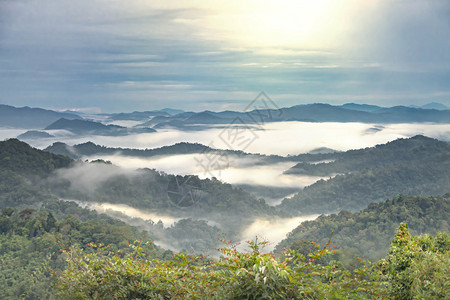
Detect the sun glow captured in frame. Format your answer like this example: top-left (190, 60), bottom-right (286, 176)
top-left (170, 0), bottom-right (370, 50)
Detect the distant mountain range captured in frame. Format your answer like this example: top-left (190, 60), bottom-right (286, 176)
top-left (44, 118), bottom-right (156, 136)
top-left (106, 108), bottom-right (185, 121)
top-left (341, 102), bottom-right (449, 111)
top-left (2, 103), bottom-right (449, 135)
top-left (0, 104), bottom-right (81, 128)
top-left (413, 102), bottom-right (449, 110)
top-left (135, 103), bottom-right (450, 129)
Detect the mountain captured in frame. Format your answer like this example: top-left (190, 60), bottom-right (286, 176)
top-left (0, 139), bottom-right (73, 208)
top-left (0, 141), bottom-right (166, 297)
top-left (184, 111), bottom-right (226, 124)
top-left (158, 108), bottom-right (184, 115)
top-left (44, 141), bottom-right (215, 160)
top-left (279, 136), bottom-right (450, 215)
top-left (106, 111), bottom-right (170, 121)
top-left (421, 102), bottom-right (449, 110)
top-left (44, 141), bottom-right (287, 165)
top-left (307, 147), bottom-right (337, 154)
top-left (285, 135), bottom-right (449, 176)
top-left (104, 108), bottom-right (185, 122)
top-left (0, 104), bottom-right (81, 128)
top-left (275, 194), bottom-right (450, 259)
top-left (340, 103), bottom-right (382, 112)
top-left (45, 118), bottom-right (123, 132)
top-left (0, 139), bottom-right (72, 176)
top-left (281, 103), bottom-right (374, 122)
top-left (2, 139), bottom-right (279, 248)
top-left (17, 130), bottom-right (54, 140)
top-left (44, 118), bottom-right (156, 135)
top-left (372, 106), bottom-right (450, 122)
top-left (3, 103), bottom-right (449, 132)
top-left (150, 103), bottom-right (450, 129)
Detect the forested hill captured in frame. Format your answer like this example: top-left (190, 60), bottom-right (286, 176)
top-left (44, 140), bottom-right (285, 162)
top-left (0, 139), bottom-right (73, 208)
top-left (0, 139), bottom-right (279, 246)
top-left (1, 139), bottom-right (277, 216)
top-left (285, 135), bottom-right (450, 176)
top-left (275, 194), bottom-right (450, 259)
top-left (279, 135), bottom-right (450, 215)
top-left (45, 141), bottom-right (216, 160)
top-left (0, 138), bottom-right (72, 176)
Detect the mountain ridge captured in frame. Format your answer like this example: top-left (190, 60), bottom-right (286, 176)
top-left (0, 104), bottom-right (81, 128)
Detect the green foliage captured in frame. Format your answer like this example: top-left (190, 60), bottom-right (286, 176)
top-left (0, 207), bottom-right (166, 299)
top-left (56, 241), bottom-right (216, 299)
top-left (0, 234), bottom-right (58, 299)
top-left (164, 219), bottom-right (223, 253)
top-left (281, 136), bottom-right (450, 214)
top-left (56, 238), bottom-right (382, 299)
top-left (0, 139), bottom-right (71, 177)
top-left (378, 223), bottom-right (450, 299)
top-left (0, 139), bottom-right (279, 254)
top-left (55, 224), bottom-right (450, 299)
top-left (276, 194), bottom-right (450, 259)
top-left (286, 135), bottom-right (449, 176)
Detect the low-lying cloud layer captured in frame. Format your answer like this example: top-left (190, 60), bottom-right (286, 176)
top-left (6, 121), bottom-right (449, 155)
top-left (83, 153), bottom-right (323, 188)
top-left (62, 199), bottom-right (319, 253)
top-left (6, 121), bottom-right (448, 190)
top-left (238, 215), bottom-right (321, 252)
top-left (64, 199), bottom-right (180, 226)
top-left (54, 162), bottom-right (140, 193)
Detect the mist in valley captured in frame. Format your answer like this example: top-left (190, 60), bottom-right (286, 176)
top-left (2, 121), bottom-right (449, 155)
top-left (4, 120), bottom-right (450, 253)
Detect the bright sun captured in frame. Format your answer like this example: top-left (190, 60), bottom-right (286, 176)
top-left (177, 0), bottom-right (367, 50)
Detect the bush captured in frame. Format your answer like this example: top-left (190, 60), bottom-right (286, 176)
top-left (378, 223), bottom-right (450, 299)
top-left (56, 238), bottom-right (381, 299)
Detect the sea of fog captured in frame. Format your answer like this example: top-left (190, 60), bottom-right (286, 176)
top-left (2, 121), bottom-right (448, 195)
top-left (2, 122), bottom-right (449, 156)
top-left (83, 154), bottom-right (324, 189)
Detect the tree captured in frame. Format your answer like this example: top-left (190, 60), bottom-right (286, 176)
top-left (378, 223), bottom-right (450, 299)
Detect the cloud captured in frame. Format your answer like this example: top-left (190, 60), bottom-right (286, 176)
top-left (5, 119), bottom-right (449, 155)
top-left (1, 0), bottom-right (449, 110)
top-left (64, 199), bottom-right (180, 226)
top-left (29, 121), bottom-right (445, 190)
top-left (54, 162), bottom-right (140, 193)
top-left (238, 215), bottom-right (320, 252)
top-left (81, 153), bottom-right (323, 188)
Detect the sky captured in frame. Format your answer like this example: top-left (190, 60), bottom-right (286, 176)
top-left (0, 0), bottom-right (449, 113)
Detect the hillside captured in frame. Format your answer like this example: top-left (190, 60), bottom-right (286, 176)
top-left (43, 141), bottom-right (287, 165)
top-left (275, 194), bottom-right (450, 259)
top-left (0, 201), bottom-right (167, 299)
top-left (285, 135), bottom-right (450, 176)
top-left (45, 141), bottom-right (216, 160)
top-left (0, 138), bottom-right (72, 176)
top-left (279, 136), bottom-right (450, 214)
top-left (1, 139), bottom-right (279, 252)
